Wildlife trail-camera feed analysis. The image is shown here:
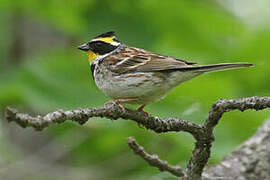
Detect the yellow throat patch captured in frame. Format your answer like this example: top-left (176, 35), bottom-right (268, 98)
top-left (88, 51), bottom-right (98, 62)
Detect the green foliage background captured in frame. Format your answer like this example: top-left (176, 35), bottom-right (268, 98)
top-left (0, 0), bottom-right (269, 179)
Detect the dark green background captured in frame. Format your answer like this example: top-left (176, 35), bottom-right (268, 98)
top-left (0, 0), bottom-right (269, 179)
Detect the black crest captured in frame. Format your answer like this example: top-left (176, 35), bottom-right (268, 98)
top-left (95, 31), bottom-right (115, 38)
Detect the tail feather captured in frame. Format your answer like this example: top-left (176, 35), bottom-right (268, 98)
top-left (178, 63), bottom-right (253, 72)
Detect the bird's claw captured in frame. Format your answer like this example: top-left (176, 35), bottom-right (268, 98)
top-left (104, 100), bottom-right (126, 114)
top-left (137, 104), bottom-right (149, 116)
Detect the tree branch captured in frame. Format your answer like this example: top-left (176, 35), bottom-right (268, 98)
top-left (204, 96), bottom-right (270, 138)
top-left (5, 102), bottom-right (204, 139)
top-left (185, 96), bottom-right (270, 180)
top-left (4, 96), bottom-right (270, 179)
top-left (127, 137), bottom-right (185, 177)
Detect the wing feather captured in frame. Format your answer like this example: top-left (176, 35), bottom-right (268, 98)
top-left (105, 47), bottom-right (196, 73)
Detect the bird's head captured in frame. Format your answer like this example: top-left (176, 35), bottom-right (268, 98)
top-left (78, 31), bottom-right (121, 62)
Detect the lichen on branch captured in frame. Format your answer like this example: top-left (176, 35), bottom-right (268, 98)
top-left (5, 96), bottom-right (270, 180)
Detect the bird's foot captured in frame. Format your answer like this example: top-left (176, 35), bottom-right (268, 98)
top-left (104, 100), bottom-right (126, 113)
top-left (137, 104), bottom-right (149, 116)
top-left (136, 104), bottom-right (148, 128)
top-left (105, 98), bottom-right (138, 114)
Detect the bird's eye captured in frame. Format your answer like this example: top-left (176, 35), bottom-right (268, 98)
top-left (95, 42), bottom-right (103, 47)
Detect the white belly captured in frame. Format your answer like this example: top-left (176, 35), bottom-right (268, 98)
top-left (93, 64), bottom-right (200, 104)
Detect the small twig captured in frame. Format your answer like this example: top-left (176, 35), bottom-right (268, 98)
top-left (204, 96), bottom-right (270, 137)
top-left (127, 137), bottom-right (185, 177)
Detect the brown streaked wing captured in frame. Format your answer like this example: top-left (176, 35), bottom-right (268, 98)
top-left (108, 46), bottom-right (196, 73)
top-left (136, 55), bottom-right (195, 72)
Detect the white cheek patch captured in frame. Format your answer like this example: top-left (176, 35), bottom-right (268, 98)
top-left (110, 41), bottom-right (120, 46)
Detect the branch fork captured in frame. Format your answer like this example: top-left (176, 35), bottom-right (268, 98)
top-left (5, 96), bottom-right (270, 179)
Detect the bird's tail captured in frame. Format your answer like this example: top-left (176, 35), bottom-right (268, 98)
top-left (178, 63), bottom-right (253, 72)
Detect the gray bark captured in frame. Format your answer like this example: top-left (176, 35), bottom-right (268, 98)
top-left (5, 96), bottom-right (270, 180)
top-left (204, 119), bottom-right (270, 180)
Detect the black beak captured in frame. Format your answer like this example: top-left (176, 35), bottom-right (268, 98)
top-left (77, 44), bottom-right (90, 51)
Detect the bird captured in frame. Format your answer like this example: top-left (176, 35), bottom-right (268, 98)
top-left (78, 31), bottom-right (253, 114)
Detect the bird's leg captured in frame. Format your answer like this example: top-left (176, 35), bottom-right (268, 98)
top-left (135, 104), bottom-right (149, 128)
top-left (137, 104), bottom-right (146, 111)
top-left (104, 98), bottom-right (137, 113)
top-left (137, 104), bottom-right (149, 116)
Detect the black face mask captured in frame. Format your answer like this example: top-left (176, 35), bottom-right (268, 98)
top-left (88, 41), bottom-right (118, 55)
